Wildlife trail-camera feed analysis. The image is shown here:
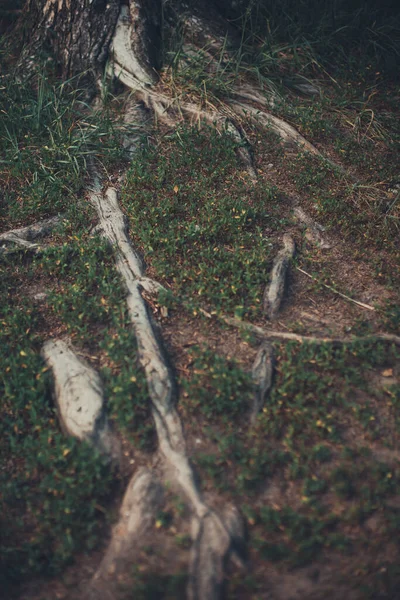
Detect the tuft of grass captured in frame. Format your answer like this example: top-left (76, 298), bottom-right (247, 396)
top-left (0, 70), bottom-right (128, 229)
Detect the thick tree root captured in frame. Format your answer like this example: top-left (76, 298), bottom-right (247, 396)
top-left (0, 215), bottom-right (62, 254)
top-left (107, 4), bottom-right (157, 90)
top-left (264, 234), bottom-right (295, 320)
top-left (42, 339), bottom-right (120, 462)
top-left (188, 505), bottom-right (244, 600)
top-left (108, 17), bottom-right (317, 182)
top-left (135, 89), bottom-right (257, 180)
top-left (293, 207), bottom-right (332, 249)
top-left (89, 184), bottom-right (244, 599)
top-left (89, 468), bottom-right (163, 599)
top-left (231, 85), bottom-right (278, 109)
top-left (251, 341), bottom-right (274, 422)
top-left (227, 101), bottom-right (321, 156)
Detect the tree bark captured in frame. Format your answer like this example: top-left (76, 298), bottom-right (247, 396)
top-left (20, 0), bottom-right (236, 90)
top-left (21, 0), bottom-right (121, 88)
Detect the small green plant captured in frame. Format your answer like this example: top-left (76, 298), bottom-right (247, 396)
top-left (0, 295), bottom-right (113, 585)
top-left (122, 127), bottom-right (287, 319)
top-left (180, 345), bottom-right (253, 419)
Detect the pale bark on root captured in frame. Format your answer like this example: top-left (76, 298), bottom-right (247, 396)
top-left (109, 27), bottom-right (257, 180)
top-left (107, 4), bottom-right (158, 90)
top-left (0, 215), bottom-right (62, 254)
top-left (134, 90), bottom-right (258, 180)
top-left (90, 468), bottom-right (163, 598)
top-left (227, 101), bottom-right (321, 156)
top-left (228, 100), bottom-right (348, 176)
top-left (231, 85), bottom-right (279, 109)
top-left (89, 183), bottom-right (244, 599)
top-left (0, 237), bottom-right (40, 255)
top-left (222, 316), bottom-right (400, 347)
top-left (293, 207), bottom-right (332, 249)
top-left (251, 341), bottom-right (274, 422)
top-left (264, 234), bottom-right (295, 320)
top-left (188, 505), bottom-right (244, 600)
top-left (41, 339), bottom-right (120, 462)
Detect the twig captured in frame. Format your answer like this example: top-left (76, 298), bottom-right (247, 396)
top-left (222, 315), bottom-right (400, 347)
top-left (296, 266), bottom-right (375, 311)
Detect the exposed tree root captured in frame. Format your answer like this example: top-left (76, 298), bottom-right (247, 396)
top-left (131, 85), bottom-right (324, 182)
top-left (134, 89), bottom-right (258, 180)
top-left (264, 234), bottom-right (295, 320)
top-left (89, 183), bottom-right (244, 599)
top-left (227, 101), bottom-right (321, 156)
top-left (107, 4), bottom-right (158, 91)
top-left (107, 13), bottom-right (320, 182)
top-left (251, 341), bottom-right (274, 422)
top-left (293, 207), bottom-right (332, 249)
top-left (9, 5), bottom-right (398, 598)
top-left (231, 85), bottom-right (278, 109)
top-left (0, 215), bottom-right (62, 255)
top-left (188, 504), bottom-right (244, 600)
top-left (222, 316), bottom-right (400, 347)
top-left (89, 468), bottom-right (163, 599)
top-left (42, 339), bottom-right (120, 462)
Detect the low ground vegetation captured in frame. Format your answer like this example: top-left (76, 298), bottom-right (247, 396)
top-left (1, 3), bottom-right (400, 598)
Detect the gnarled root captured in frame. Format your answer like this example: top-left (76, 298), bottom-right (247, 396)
top-left (42, 338), bottom-right (120, 462)
top-left (90, 183), bottom-right (244, 599)
top-left (222, 316), bottom-right (400, 347)
top-left (188, 505), bottom-right (244, 600)
top-left (89, 468), bottom-right (163, 599)
top-left (0, 215), bottom-right (62, 255)
top-left (264, 234), bottom-right (295, 320)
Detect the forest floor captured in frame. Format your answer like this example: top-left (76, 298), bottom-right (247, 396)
top-left (1, 42), bottom-right (400, 600)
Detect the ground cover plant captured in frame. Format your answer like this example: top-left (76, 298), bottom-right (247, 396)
top-left (1, 1), bottom-right (400, 599)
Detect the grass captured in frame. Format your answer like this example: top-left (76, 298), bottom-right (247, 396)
top-left (0, 231), bottom-right (157, 585)
top-left (182, 336), bottom-right (400, 572)
top-left (180, 345), bottom-right (254, 419)
top-left (1, 5), bottom-right (400, 597)
top-left (0, 69), bottom-right (128, 230)
top-left (232, 0), bottom-right (400, 79)
top-left (0, 284), bottom-right (114, 585)
top-left (122, 127), bottom-right (288, 319)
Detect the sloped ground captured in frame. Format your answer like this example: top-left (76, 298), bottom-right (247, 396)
top-left (1, 40), bottom-right (400, 600)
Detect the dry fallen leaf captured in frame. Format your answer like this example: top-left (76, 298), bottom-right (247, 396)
top-left (382, 368), bottom-right (393, 377)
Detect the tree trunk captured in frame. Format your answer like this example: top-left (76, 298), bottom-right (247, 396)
top-left (20, 0), bottom-right (165, 92)
top-left (20, 0), bottom-right (239, 91)
top-left (22, 1), bottom-right (120, 84)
